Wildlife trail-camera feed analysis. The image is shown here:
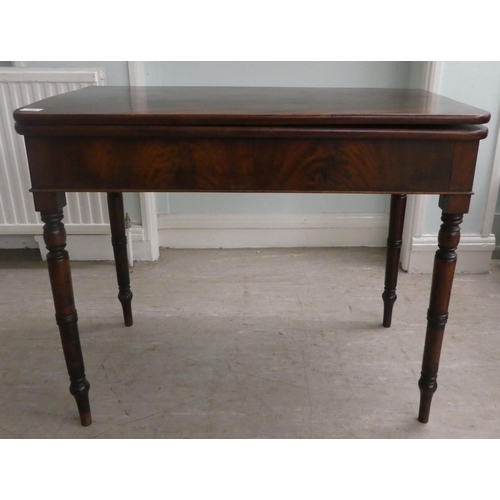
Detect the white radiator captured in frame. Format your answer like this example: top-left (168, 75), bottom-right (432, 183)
top-left (0, 68), bottom-right (109, 236)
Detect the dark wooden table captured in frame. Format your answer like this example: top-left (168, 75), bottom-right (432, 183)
top-left (14, 86), bottom-right (490, 426)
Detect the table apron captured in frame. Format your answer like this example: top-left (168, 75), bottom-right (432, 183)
top-left (25, 136), bottom-right (479, 194)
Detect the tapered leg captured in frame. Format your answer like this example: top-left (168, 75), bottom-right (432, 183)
top-left (382, 194), bottom-right (407, 327)
top-left (107, 192), bottom-right (133, 326)
top-left (34, 192), bottom-right (91, 426)
top-left (418, 211), bottom-right (463, 423)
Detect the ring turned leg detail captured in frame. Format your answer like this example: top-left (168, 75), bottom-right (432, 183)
top-left (418, 211), bottom-right (463, 423)
top-left (35, 193), bottom-right (91, 426)
top-left (107, 192), bottom-right (133, 327)
top-left (382, 194), bottom-right (407, 327)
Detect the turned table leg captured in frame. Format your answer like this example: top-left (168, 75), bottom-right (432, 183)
top-left (34, 193), bottom-right (91, 426)
top-left (107, 192), bottom-right (133, 326)
top-left (382, 194), bottom-right (407, 327)
top-left (417, 195), bottom-right (469, 423)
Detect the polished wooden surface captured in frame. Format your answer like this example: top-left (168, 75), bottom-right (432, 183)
top-left (382, 194), bottom-right (407, 328)
top-left (14, 86), bottom-right (490, 126)
top-left (33, 192), bottom-right (91, 426)
top-left (14, 86), bottom-right (490, 427)
top-left (107, 193), bottom-right (133, 327)
top-left (23, 136), bottom-right (485, 195)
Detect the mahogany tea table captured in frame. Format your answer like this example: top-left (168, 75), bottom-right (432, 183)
top-left (13, 86), bottom-right (490, 426)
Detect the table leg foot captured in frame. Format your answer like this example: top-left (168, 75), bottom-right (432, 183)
top-left (119, 294), bottom-right (133, 327)
top-left (417, 210), bottom-right (463, 423)
top-left (35, 193), bottom-right (92, 426)
top-left (418, 375), bottom-right (437, 423)
top-left (70, 378), bottom-right (92, 426)
top-left (107, 193), bottom-right (133, 327)
top-left (382, 194), bottom-right (407, 327)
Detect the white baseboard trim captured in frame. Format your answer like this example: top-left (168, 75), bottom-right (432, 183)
top-left (14, 216), bottom-right (496, 273)
top-left (158, 212), bottom-right (389, 249)
top-left (0, 224), bottom-right (110, 235)
top-left (34, 227), bottom-right (153, 261)
top-left (404, 234), bottom-right (496, 274)
top-left (35, 234), bottom-right (115, 261)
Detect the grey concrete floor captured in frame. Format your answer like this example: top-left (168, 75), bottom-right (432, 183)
top-left (1, 247), bottom-right (499, 438)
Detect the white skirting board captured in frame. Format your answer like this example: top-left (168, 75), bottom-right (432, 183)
top-left (158, 212), bottom-right (389, 248)
top-left (33, 226), bottom-right (154, 262)
top-left (403, 234), bottom-right (496, 274)
top-left (158, 213), bottom-right (495, 273)
top-left (27, 214), bottom-right (494, 274)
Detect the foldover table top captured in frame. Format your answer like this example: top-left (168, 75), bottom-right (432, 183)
top-left (14, 86), bottom-right (490, 127)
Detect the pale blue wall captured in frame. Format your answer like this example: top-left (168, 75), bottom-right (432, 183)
top-left (145, 61), bottom-right (414, 216)
top-left (145, 61), bottom-right (412, 88)
top-left (422, 62), bottom-right (500, 235)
